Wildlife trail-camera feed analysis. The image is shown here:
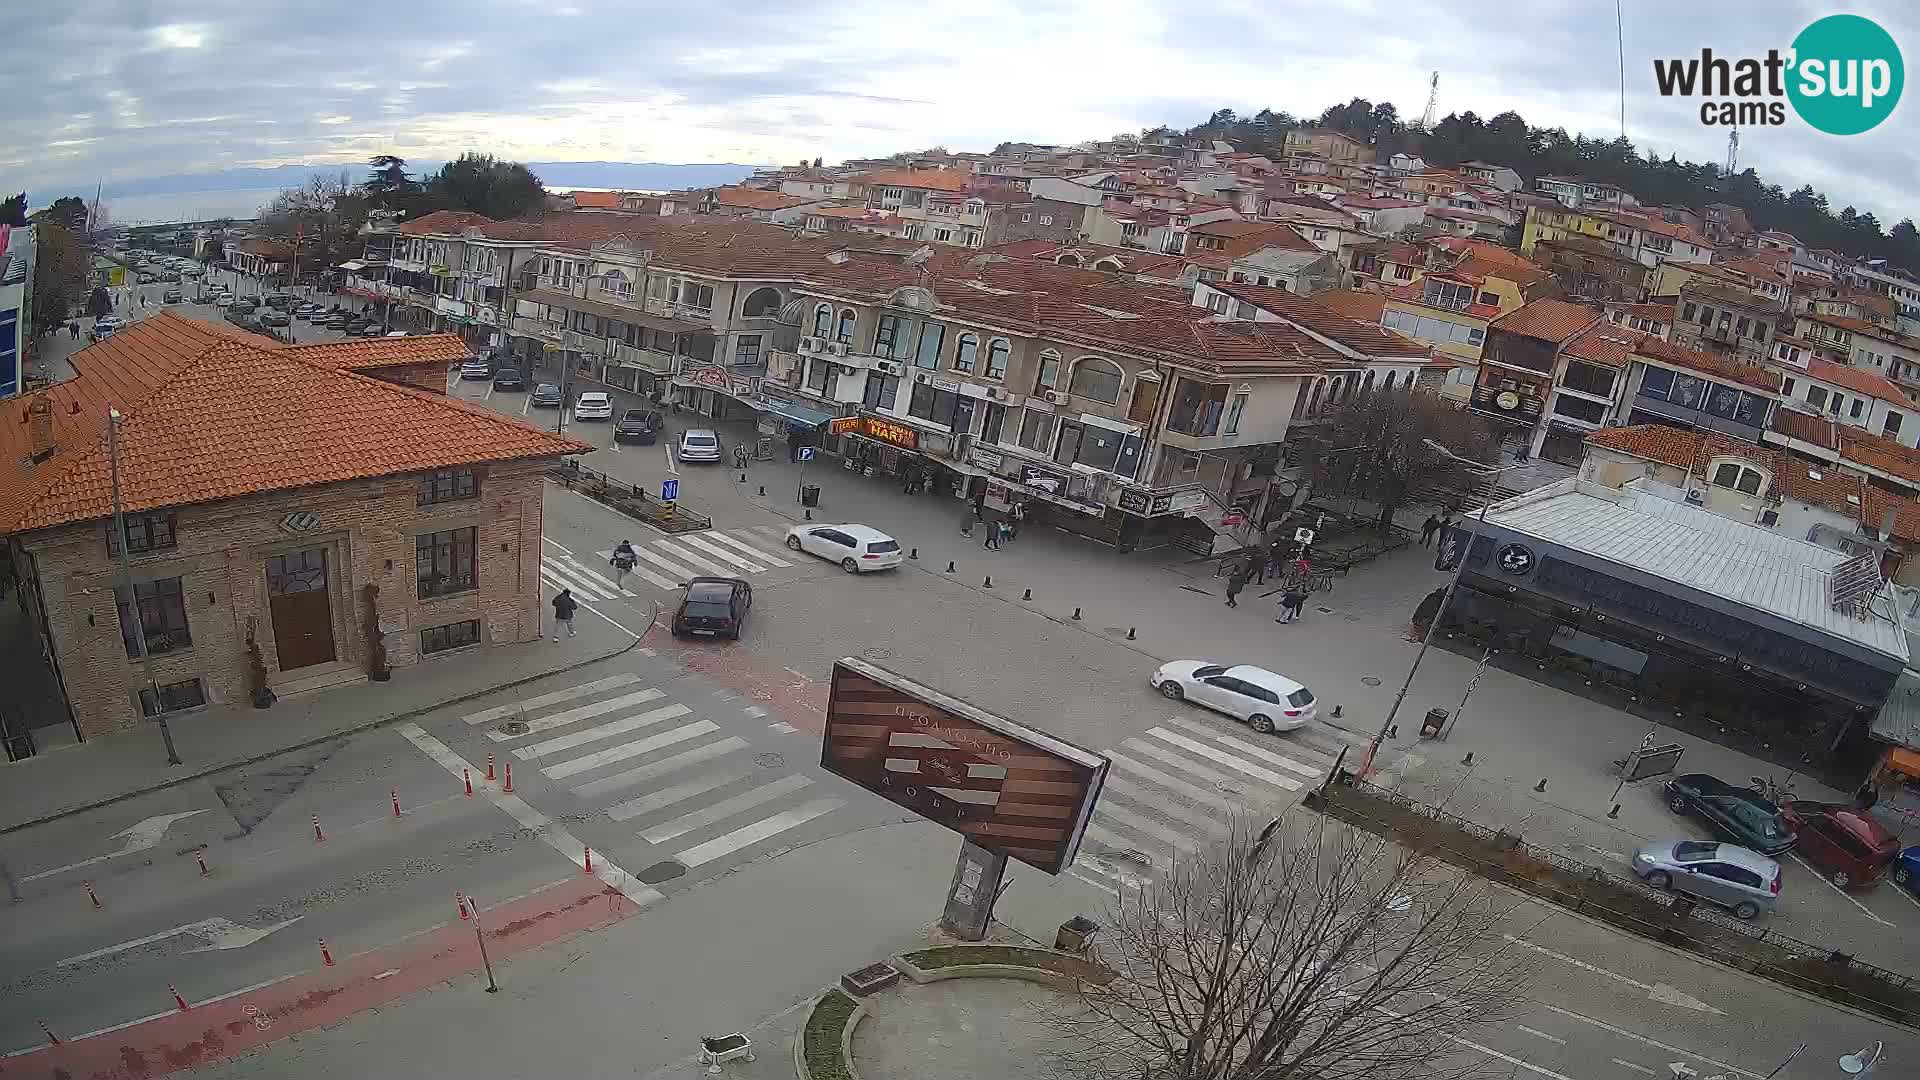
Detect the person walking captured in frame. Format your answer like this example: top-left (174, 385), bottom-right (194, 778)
top-left (67, 320), bottom-right (79, 340)
top-left (983, 516), bottom-right (1002, 550)
top-left (1420, 513), bottom-right (1441, 548)
top-left (1276, 587), bottom-right (1309, 624)
top-left (609, 540), bottom-right (638, 590)
top-left (551, 589), bottom-right (578, 640)
top-left (1224, 565), bottom-right (1249, 607)
top-left (1246, 547), bottom-right (1266, 585)
top-left (960, 504), bottom-right (976, 538)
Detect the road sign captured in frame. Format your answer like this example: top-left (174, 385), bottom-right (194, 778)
top-left (661, 478), bottom-right (679, 503)
top-left (798, 447), bottom-right (815, 461)
top-left (1294, 527), bottom-right (1316, 545)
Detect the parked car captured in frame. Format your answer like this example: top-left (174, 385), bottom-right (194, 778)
top-left (458, 359), bottom-right (493, 380)
top-left (671, 576), bottom-right (752, 639)
top-left (613, 408), bottom-right (662, 444)
top-left (1895, 845), bottom-right (1920, 893)
top-left (1631, 839), bottom-right (1780, 920)
top-left (783, 523), bottom-right (903, 573)
top-left (258, 310), bottom-right (290, 327)
top-left (230, 299), bottom-right (257, 315)
top-left (1661, 773), bottom-right (1796, 855)
top-left (213, 293), bottom-right (233, 307)
top-left (491, 368), bottom-right (526, 391)
top-left (358, 322), bottom-right (386, 336)
top-left (677, 428), bottom-right (722, 462)
top-left (162, 289), bottom-right (183, 304)
top-left (573, 391), bottom-right (613, 420)
top-left (324, 313), bottom-right (351, 329)
top-left (1149, 661), bottom-right (1317, 734)
top-left (385, 330), bottom-right (411, 337)
top-left (1779, 801), bottom-right (1900, 888)
top-left (530, 383), bottom-right (564, 408)
top-left (90, 316), bottom-right (124, 340)
top-left (296, 305), bottom-right (325, 321)
top-left (348, 318), bottom-right (377, 335)
top-left (265, 294), bottom-right (298, 310)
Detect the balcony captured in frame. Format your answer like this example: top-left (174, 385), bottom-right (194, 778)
top-left (563, 329), bottom-right (610, 357)
top-left (612, 342), bottom-right (674, 373)
top-left (589, 282), bottom-right (638, 308)
top-left (513, 316), bottom-right (565, 344)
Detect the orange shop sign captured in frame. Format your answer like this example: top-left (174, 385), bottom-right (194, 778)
top-left (856, 417), bottom-right (919, 450)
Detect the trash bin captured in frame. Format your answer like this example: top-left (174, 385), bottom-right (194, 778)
top-left (1421, 708), bottom-right (1448, 739)
top-left (800, 484), bottom-right (820, 508)
top-left (1055, 915), bottom-right (1098, 953)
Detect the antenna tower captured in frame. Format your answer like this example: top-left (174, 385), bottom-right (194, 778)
top-left (1724, 128), bottom-right (1739, 179)
top-left (1417, 71), bottom-right (1440, 130)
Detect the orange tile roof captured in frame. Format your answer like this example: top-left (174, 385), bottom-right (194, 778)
top-left (1309, 289), bottom-right (1387, 323)
top-left (1807, 357), bottom-right (1907, 403)
top-left (288, 334), bottom-right (475, 371)
top-left (1632, 336), bottom-right (1783, 391)
top-left (1801, 311), bottom-right (1879, 334)
top-left (1213, 283), bottom-right (1428, 357)
top-left (0, 312), bottom-right (589, 535)
top-left (710, 186), bottom-right (811, 211)
top-left (851, 168), bottom-right (972, 193)
top-left (569, 190), bottom-right (621, 209)
top-left (1769, 407), bottom-right (1839, 449)
top-left (1836, 429), bottom-right (1920, 483)
top-left (1489, 299), bottom-right (1601, 344)
top-left (1563, 323), bottom-right (1645, 369)
top-left (1583, 424), bottom-right (1747, 471)
top-left (1609, 301), bottom-right (1676, 321)
top-left (398, 210), bottom-right (496, 235)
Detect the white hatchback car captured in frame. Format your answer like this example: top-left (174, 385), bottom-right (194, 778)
top-left (677, 428), bottom-right (723, 462)
top-left (573, 391), bottom-right (613, 420)
top-left (1149, 661), bottom-right (1317, 734)
top-left (785, 523), bottom-right (904, 573)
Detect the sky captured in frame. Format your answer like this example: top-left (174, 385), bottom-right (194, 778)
top-left (0, 0), bottom-right (1913, 225)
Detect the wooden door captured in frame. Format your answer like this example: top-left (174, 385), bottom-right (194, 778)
top-left (266, 548), bottom-right (336, 671)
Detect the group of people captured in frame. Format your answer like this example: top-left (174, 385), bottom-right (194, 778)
top-left (1418, 512), bottom-right (1457, 548)
top-left (1223, 551), bottom-right (1311, 623)
top-left (963, 501), bottom-right (1024, 550)
top-left (548, 540), bottom-right (641, 640)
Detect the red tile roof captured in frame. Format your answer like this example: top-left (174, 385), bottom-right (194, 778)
top-left (710, 186), bottom-right (811, 211)
top-left (1213, 282), bottom-right (1428, 358)
top-left (1769, 407), bottom-right (1839, 449)
top-left (1313, 289), bottom-right (1388, 323)
top-left (398, 210), bottom-right (496, 235)
top-left (851, 168), bottom-right (972, 193)
top-left (1632, 337), bottom-right (1782, 391)
top-left (0, 312), bottom-right (588, 535)
top-left (289, 334), bottom-right (475, 371)
top-left (1807, 358), bottom-right (1907, 403)
top-left (568, 190), bottom-right (621, 209)
top-left (1563, 323), bottom-right (1645, 369)
top-left (1489, 299), bottom-right (1601, 344)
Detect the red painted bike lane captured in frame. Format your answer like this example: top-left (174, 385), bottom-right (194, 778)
top-left (6, 877), bottom-right (639, 1079)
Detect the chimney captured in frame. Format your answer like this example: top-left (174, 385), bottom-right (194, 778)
top-left (27, 396), bottom-right (53, 460)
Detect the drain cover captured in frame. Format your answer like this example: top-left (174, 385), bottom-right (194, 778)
top-left (637, 860), bottom-right (686, 884)
top-left (496, 720), bottom-right (529, 736)
top-left (1316, 605), bottom-right (1335, 614)
top-left (755, 752), bottom-right (786, 768)
top-left (1362, 676), bottom-right (1382, 686)
top-left (861, 647), bottom-right (895, 660)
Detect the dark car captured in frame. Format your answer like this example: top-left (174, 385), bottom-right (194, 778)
top-left (325, 312), bottom-right (352, 329)
top-left (258, 309), bottom-right (290, 327)
top-left (1779, 801), bottom-right (1900, 888)
top-left (1662, 773), bottom-right (1796, 855)
top-left (530, 383), bottom-right (564, 408)
top-left (614, 408), bottom-right (663, 444)
top-left (671, 577), bottom-right (751, 639)
top-left (492, 368), bottom-right (526, 391)
top-left (264, 294), bottom-right (298, 311)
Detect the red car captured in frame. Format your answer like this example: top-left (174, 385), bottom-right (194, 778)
top-left (1779, 801), bottom-right (1900, 888)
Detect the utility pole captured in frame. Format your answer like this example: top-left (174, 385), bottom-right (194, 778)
top-left (109, 408), bottom-right (182, 767)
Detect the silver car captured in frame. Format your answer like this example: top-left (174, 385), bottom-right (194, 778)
top-left (1631, 839), bottom-right (1780, 919)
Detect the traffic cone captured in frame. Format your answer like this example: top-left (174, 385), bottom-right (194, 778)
top-left (503, 762), bottom-right (514, 792)
top-left (456, 891), bottom-right (470, 921)
top-left (170, 984), bottom-right (190, 1012)
top-left (464, 768), bottom-right (473, 797)
top-left (486, 753), bottom-right (496, 782)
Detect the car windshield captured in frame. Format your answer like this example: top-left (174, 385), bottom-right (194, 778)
top-left (686, 434), bottom-right (717, 446)
top-left (535, 385), bottom-right (559, 395)
top-left (1672, 840), bottom-right (1718, 861)
top-left (1287, 688), bottom-right (1315, 707)
top-left (683, 601), bottom-right (732, 618)
top-left (621, 412), bottom-right (646, 422)
top-left (1191, 664), bottom-right (1228, 678)
top-left (866, 540), bottom-right (900, 553)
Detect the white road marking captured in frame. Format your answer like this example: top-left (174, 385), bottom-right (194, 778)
top-left (607, 766), bottom-right (758, 822)
top-left (23, 809), bottom-right (212, 881)
top-left (1095, 801), bottom-right (1202, 852)
top-left (1107, 751), bottom-right (1238, 811)
top-left (1453, 1034), bottom-right (1577, 1080)
top-left (541, 720), bottom-right (720, 779)
top-left (1122, 740), bottom-right (1257, 795)
top-left (680, 534), bottom-right (767, 573)
top-left (1101, 776), bottom-right (1227, 833)
top-left (485, 687), bottom-right (666, 740)
top-left (395, 723), bottom-right (663, 908)
top-left (1146, 728), bottom-right (1303, 791)
top-left (574, 594), bottom-right (645, 641)
top-left (1083, 823), bottom-right (1170, 868)
top-left (743, 706), bottom-right (767, 717)
top-left (513, 704), bottom-right (693, 759)
top-left (571, 737), bottom-right (750, 798)
top-left (652, 538), bottom-right (731, 577)
top-left (701, 530), bottom-right (793, 566)
top-left (1787, 853), bottom-right (1896, 926)
top-left (1612, 1060), bottom-right (1656, 1076)
top-left (1536, 1005), bottom-right (1760, 1079)
top-left (664, 444), bottom-right (677, 473)
top-left (674, 798), bottom-right (844, 867)
top-left (1514, 1025), bottom-right (1566, 1045)
top-left (1213, 734), bottom-right (1327, 779)
top-left (373, 969), bottom-right (400, 980)
top-left (1503, 937), bottom-right (1722, 1014)
top-left (640, 774), bottom-right (815, 843)
top-left (768, 721), bottom-right (796, 734)
top-left (553, 554), bottom-right (639, 597)
top-left (521, 396), bottom-right (531, 416)
top-left (632, 545), bottom-right (698, 584)
top-left (482, 383), bottom-right (494, 402)
top-left (1068, 869), bottom-right (1122, 898)
top-left (56, 916), bottom-right (302, 966)
top-left (542, 563), bottom-right (610, 602)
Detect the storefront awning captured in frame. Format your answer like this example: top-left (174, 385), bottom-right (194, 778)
top-left (756, 398), bottom-right (834, 429)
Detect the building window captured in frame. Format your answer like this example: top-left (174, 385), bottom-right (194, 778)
top-left (1039, 214), bottom-right (1053, 226)
top-left (741, 287), bottom-right (782, 317)
top-left (1850, 398), bottom-right (1865, 419)
top-left (807, 358), bottom-right (830, 393)
top-left (935, 229), bottom-right (954, 243)
top-left (1478, 291), bottom-right (1499, 306)
top-left (914, 321), bottom-right (947, 370)
top-left (811, 304), bottom-right (832, 337)
top-left (1017, 409), bottom-right (1056, 453)
top-left (1421, 279), bottom-right (1476, 312)
top-left (117, 577), bottom-right (191, 657)
top-left (1830, 393), bottom-right (1844, 415)
top-left (421, 619), bottom-right (481, 655)
top-left (836, 309), bottom-right (856, 344)
top-left (417, 527), bottom-right (478, 598)
top-left (907, 382), bottom-right (960, 428)
top-left (1020, 212), bottom-right (1032, 223)
top-left (139, 678), bottom-right (206, 717)
top-left (1223, 392), bottom-right (1248, 435)
top-left (734, 335), bottom-right (763, 367)
top-left (1681, 302), bottom-right (1697, 323)
top-left (985, 339), bottom-right (1009, 380)
top-left (953, 333), bottom-right (978, 373)
top-left (983, 401), bottom-right (1007, 443)
top-left (1782, 377), bottom-right (1796, 396)
top-left (417, 469), bottom-right (479, 506)
top-left (107, 511), bottom-right (178, 556)
top-left (681, 282), bottom-right (714, 311)
top-left (875, 315), bottom-right (904, 358)
top-left (862, 372), bottom-right (900, 411)
top-left (1806, 385), bottom-right (1828, 410)
top-left (1035, 350), bottom-right (1061, 392)
top-left (1068, 357), bottom-right (1125, 404)
top-left (1887, 413), bottom-right (1904, 437)
top-left (1711, 461), bottom-right (1766, 495)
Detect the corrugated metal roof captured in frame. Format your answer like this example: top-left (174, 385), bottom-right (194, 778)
top-left (1482, 480), bottom-right (1909, 661)
top-left (1870, 667), bottom-right (1920, 748)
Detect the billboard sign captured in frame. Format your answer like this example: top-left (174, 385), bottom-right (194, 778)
top-left (821, 658), bottom-right (1107, 875)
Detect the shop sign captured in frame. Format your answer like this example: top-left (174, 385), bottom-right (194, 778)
top-left (932, 377), bottom-right (960, 391)
top-left (969, 447), bottom-right (1004, 471)
top-left (691, 366), bottom-right (731, 389)
top-left (829, 417), bottom-right (864, 436)
top-left (1165, 489), bottom-right (1210, 515)
top-left (1021, 463), bottom-right (1070, 495)
top-left (1117, 489), bottom-right (1151, 515)
top-left (860, 416), bottom-right (920, 450)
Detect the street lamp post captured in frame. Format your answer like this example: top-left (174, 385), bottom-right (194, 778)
top-left (109, 407), bottom-right (182, 767)
top-left (1357, 440), bottom-right (1527, 779)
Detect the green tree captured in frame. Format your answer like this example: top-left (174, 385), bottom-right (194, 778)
top-left (363, 154), bottom-right (418, 210)
top-left (422, 153), bottom-right (546, 219)
top-left (29, 223), bottom-right (88, 334)
top-left (30, 196), bottom-right (89, 231)
top-left (0, 193), bottom-right (26, 227)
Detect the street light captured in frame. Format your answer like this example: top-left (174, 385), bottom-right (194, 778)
top-left (1357, 439), bottom-right (1529, 779)
top-left (108, 407), bottom-right (182, 767)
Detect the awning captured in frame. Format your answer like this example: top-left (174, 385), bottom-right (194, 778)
top-left (337, 260), bottom-right (367, 271)
top-left (756, 398), bottom-right (834, 429)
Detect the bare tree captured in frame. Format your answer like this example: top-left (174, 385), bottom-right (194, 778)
top-left (1310, 389), bottom-right (1497, 532)
top-left (258, 170), bottom-right (368, 273)
top-left (1040, 812), bottom-right (1534, 1080)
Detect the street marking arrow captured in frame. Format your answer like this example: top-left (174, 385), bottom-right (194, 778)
top-left (57, 916), bottom-right (302, 967)
top-left (1669, 1064), bottom-right (1697, 1079)
top-left (23, 810), bottom-right (212, 882)
top-left (1504, 935), bottom-right (1724, 1015)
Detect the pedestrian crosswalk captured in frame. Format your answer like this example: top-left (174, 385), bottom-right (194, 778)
top-left (539, 526), bottom-right (797, 602)
top-left (1067, 714), bottom-right (1344, 897)
top-left (461, 675), bottom-right (845, 876)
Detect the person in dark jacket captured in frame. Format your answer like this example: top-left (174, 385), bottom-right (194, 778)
top-left (551, 589), bottom-right (578, 640)
top-left (1276, 587), bottom-right (1309, 623)
top-left (1224, 566), bottom-right (1249, 607)
top-left (1420, 514), bottom-right (1441, 547)
top-left (610, 541), bottom-right (638, 590)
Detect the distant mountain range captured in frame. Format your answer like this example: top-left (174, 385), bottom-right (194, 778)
top-left (99, 161), bottom-right (760, 199)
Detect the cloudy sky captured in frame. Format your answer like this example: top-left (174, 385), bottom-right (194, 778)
top-left (0, 0), bottom-right (1912, 222)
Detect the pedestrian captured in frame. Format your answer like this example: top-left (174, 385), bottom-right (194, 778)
top-left (550, 588), bottom-right (578, 640)
top-left (985, 517), bottom-right (1004, 550)
top-left (609, 540), bottom-right (638, 590)
top-left (1420, 513), bottom-right (1441, 548)
top-left (67, 320), bottom-right (78, 340)
top-left (1224, 566), bottom-right (1248, 607)
top-left (1246, 548), bottom-right (1266, 585)
top-left (1009, 501), bottom-right (1025, 539)
top-left (1276, 587), bottom-right (1309, 623)
top-left (960, 505), bottom-right (975, 537)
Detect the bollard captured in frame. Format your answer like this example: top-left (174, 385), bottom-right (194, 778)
top-left (1461, 752), bottom-right (1475, 767)
top-left (1607, 804), bottom-right (1621, 820)
top-left (738, 471), bottom-right (747, 484)
top-left (84, 880), bottom-right (102, 909)
top-left (486, 753), bottom-right (496, 782)
top-left (313, 814), bottom-right (326, 843)
top-left (908, 547), bottom-right (918, 560)
top-left (757, 485), bottom-right (766, 497)
top-left (319, 939), bottom-right (334, 967)
top-left (1072, 607), bottom-right (1082, 620)
top-left (170, 983), bottom-right (190, 1012)
top-left (1021, 588), bottom-right (1032, 600)
top-left (456, 890), bottom-right (470, 921)
top-left (464, 768), bottom-right (473, 797)
top-left (503, 762), bottom-right (514, 792)
top-left (1533, 778), bottom-right (1548, 793)
top-left (945, 560), bottom-right (955, 573)
top-left (1127, 627), bottom-right (1136, 640)
top-left (1331, 704), bottom-right (1343, 719)
top-left (36, 1019), bottom-right (60, 1046)
top-left (804, 508), bottom-right (812, 521)
top-left (195, 849), bottom-right (211, 877)
top-left (391, 789), bottom-right (402, 818)
top-left (1386, 725), bottom-right (1398, 740)
top-left (983, 576), bottom-right (993, 589)
top-left (583, 847), bottom-right (594, 875)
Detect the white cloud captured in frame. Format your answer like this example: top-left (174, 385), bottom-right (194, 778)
top-left (149, 23), bottom-right (210, 50)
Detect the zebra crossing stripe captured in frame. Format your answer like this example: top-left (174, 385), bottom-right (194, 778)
top-left (513, 704), bottom-right (693, 760)
top-left (652, 538), bottom-right (731, 577)
top-left (462, 674), bottom-right (642, 726)
top-left (605, 765), bottom-right (758, 822)
top-left (577, 551), bottom-right (679, 592)
top-left (571, 737), bottom-right (750, 798)
top-left (1096, 800), bottom-right (1202, 853)
top-left (554, 554), bottom-right (635, 596)
top-left (486, 688), bottom-right (666, 742)
top-left (541, 720), bottom-right (719, 780)
top-left (1068, 869), bottom-right (1122, 899)
top-left (630, 545), bottom-right (698, 584)
top-left (701, 530), bottom-right (793, 566)
top-left (674, 797), bottom-right (844, 867)
top-left (1146, 728), bottom-right (1303, 791)
top-left (1213, 734), bottom-right (1327, 779)
top-left (1107, 751), bottom-right (1238, 811)
top-left (638, 773), bottom-right (814, 843)
top-left (1122, 739), bottom-right (1261, 795)
top-left (541, 560), bottom-right (611, 601)
top-left (1101, 775), bottom-right (1230, 833)
top-left (678, 534), bottom-right (767, 573)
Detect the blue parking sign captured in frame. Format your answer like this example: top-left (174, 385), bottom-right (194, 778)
top-left (661, 478), bottom-right (680, 502)
top-left (798, 447), bottom-right (815, 461)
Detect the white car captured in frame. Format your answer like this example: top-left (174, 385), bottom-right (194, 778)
top-left (573, 391), bottom-right (613, 420)
top-left (91, 316), bottom-right (125, 339)
top-left (677, 428), bottom-right (722, 462)
top-left (785, 523), bottom-right (904, 573)
top-left (1149, 661), bottom-right (1317, 734)
top-left (213, 294), bottom-right (233, 307)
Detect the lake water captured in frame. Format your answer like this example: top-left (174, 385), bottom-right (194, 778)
top-left (105, 188), bottom-right (286, 225)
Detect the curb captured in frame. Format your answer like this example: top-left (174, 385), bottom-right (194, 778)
top-left (0, 615), bottom-right (654, 837)
top-left (793, 986), bottom-right (865, 1080)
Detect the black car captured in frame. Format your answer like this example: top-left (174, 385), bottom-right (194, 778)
top-left (530, 383), bottom-right (564, 408)
top-left (492, 368), bottom-right (527, 391)
top-left (614, 408), bottom-right (663, 444)
top-left (258, 309), bottom-right (291, 327)
top-left (1662, 772), bottom-right (1796, 856)
top-left (672, 577), bottom-right (751, 639)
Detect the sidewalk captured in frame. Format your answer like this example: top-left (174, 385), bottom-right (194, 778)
top-left (0, 604), bottom-right (644, 833)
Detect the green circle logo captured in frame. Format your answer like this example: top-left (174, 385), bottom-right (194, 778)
top-left (1787, 15), bottom-right (1904, 135)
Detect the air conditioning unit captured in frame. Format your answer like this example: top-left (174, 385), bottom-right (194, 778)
top-left (914, 371), bottom-right (933, 384)
top-left (1685, 487), bottom-right (1706, 504)
top-left (1044, 390), bottom-right (1068, 405)
top-left (798, 337), bottom-right (819, 353)
top-left (984, 386), bottom-right (1004, 400)
top-left (827, 341), bottom-right (848, 357)
top-left (875, 359), bottom-right (905, 377)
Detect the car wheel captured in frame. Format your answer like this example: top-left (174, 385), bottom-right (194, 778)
top-left (1667, 794), bottom-right (1688, 814)
top-left (1248, 714), bottom-right (1276, 735)
top-left (842, 558), bottom-right (859, 573)
top-left (1895, 865), bottom-right (1912, 886)
top-left (1160, 682), bottom-right (1184, 701)
top-left (1831, 869), bottom-right (1851, 888)
top-left (787, 536), bottom-right (803, 551)
top-left (1645, 870), bottom-right (1671, 889)
top-left (1731, 901), bottom-right (1761, 921)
